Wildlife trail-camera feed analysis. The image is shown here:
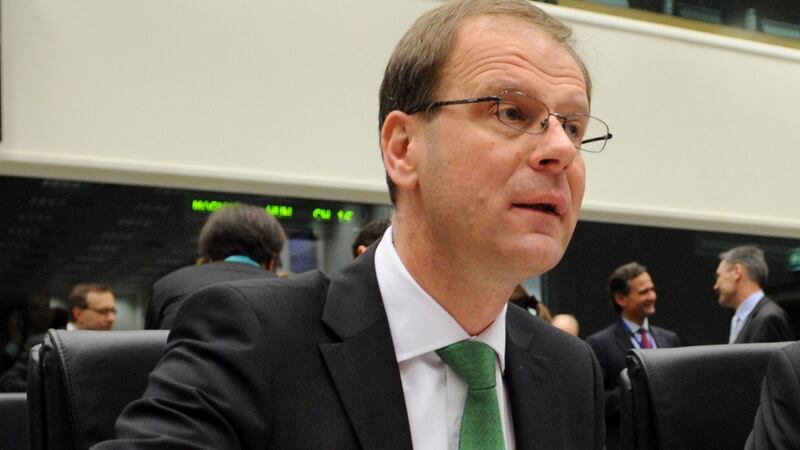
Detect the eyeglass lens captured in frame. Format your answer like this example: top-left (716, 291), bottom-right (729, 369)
top-left (496, 91), bottom-right (609, 153)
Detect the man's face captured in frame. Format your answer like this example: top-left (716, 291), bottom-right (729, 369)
top-left (714, 261), bottom-right (738, 307)
top-left (74, 290), bottom-right (116, 330)
top-left (406, 15), bottom-right (587, 281)
top-left (615, 272), bottom-right (657, 323)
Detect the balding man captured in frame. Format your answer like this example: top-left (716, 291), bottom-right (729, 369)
top-left (98, 1), bottom-right (611, 447)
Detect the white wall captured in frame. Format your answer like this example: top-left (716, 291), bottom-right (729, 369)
top-left (2, 1), bottom-right (799, 238)
top-left (555, 6), bottom-right (800, 238)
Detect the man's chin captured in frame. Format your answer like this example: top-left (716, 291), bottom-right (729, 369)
top-left (515, 238), bottom-right (566, 275)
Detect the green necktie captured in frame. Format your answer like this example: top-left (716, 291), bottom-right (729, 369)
top-left (436, 340), bottom-right (505, 450)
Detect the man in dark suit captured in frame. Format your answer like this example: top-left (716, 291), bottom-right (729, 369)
top-left (145, 203), bottom-right (286, 329)
top-left (745, 341), bottom-right (800, 449)
top-left (98, 0), bottom-right (612, 447)
top-left (586, 262), bottom-right (680, 450)
top-left (714, 245), bottom-right (794, 343)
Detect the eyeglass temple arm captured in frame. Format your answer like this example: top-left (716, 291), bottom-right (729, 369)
top-left (581, 133), bottom-right (613, 145)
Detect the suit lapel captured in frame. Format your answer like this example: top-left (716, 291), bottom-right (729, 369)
top-left (650, 326), bottom-right (672, 348)
top-left (505, 312), bottom-right (560, 450)
top-left (735, 297), bottom-right (765, 343)
top-left (319, 245), bottom-right (413, 450)
top-left (613, 321), bottom-right (634, 351)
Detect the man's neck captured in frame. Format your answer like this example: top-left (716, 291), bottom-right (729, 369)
top-left (390, 218), bottom-right (515, 336)
top-left (733, 284), bottom-right (761, 310)
top-left (621, 313), bottom-right (645, 326)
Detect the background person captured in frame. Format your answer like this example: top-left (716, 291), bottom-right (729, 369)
top-left (68, 283), bottom-right (116, 331)
top-left (714, 245), bottom-right (794, 343)
top-left (509, 285), bottom-right (552, 323)
top-left (145, 203), bottom-right (286, 329)
top-left (586, 262), bottom-right (680, 449)
top-left (352, 217), bottom-right (391, 258)
top-left (0, 292), bottom-right (62, 392)
top-left (551, 313), bottom-right (580, 337)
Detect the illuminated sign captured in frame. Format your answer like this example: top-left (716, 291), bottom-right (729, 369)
top-left (313, 208), bottom-right (354, 223)
top-left (266, 204), bottom-right (293, 218)
top-left (313, 208), bottom-right (332, 221)
top-left (790, 248), bottom-right (800, 272)
top-left (192, 200), bottom-right (235, 212)
top-left (192, 200), bottom-right (352, 223)
top-left (337, 210), bottom-right (354, 222)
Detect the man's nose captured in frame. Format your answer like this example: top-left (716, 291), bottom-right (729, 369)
top-left (528, 118), bottom-right (578, 172)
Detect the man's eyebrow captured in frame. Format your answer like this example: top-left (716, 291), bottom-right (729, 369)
top-left (476, 80), bottom-right (519, 95)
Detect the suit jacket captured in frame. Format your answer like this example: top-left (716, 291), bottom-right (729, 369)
top-left (145, 261), bottom-right (275, 329)
top-left (745, 341), bottom-right (800, 450)
top-left (735, 296), bottom-right (794, 343)
top-left (586, 320), bottom-right (680, 449)
top-left (97, 246), bottom-right (604, 449)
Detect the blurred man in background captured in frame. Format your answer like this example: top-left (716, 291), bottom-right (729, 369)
top-left (68, 283), bottom-right (116, 331)
top-left (714, 245), bottom-right (793, 343)
top-left (146, 203), bottom-right (286, 329)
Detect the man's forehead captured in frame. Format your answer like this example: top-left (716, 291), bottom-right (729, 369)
top-left (630, 272), bottom-right (652, 285)
top-left (87, 290), bottom-right (114, 301)
top-left (446, 14), bottom-right (587, 98)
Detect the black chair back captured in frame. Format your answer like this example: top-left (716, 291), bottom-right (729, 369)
top-left (620, 342), bottom-right (793, 450)
top-left (27, 329), bottom-right (169, 450)
top-left (0, 392), bottom-right (28, 450)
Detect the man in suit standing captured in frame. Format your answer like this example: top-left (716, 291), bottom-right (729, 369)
top-left (714, 245), bottom-right (794, 343)
top-left (98, 0), bottom-right (612, 448)
top-left (145, 203), bottom-right (286, 329)
top-left (586, 262), bottom-right (680, 449)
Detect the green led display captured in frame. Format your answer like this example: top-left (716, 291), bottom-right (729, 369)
top-left (193, 200), bottom-right (351, 223)
top-left (337, 210), bottom-right (354, 222)
top-left (312, 208), bottom-right (332, 221)
top-left (266, 204), bottom-right (293, 218)
top-left (312, 208), bottom-right (355, 222)
top-left (192, 199), bottom-right (235, 212)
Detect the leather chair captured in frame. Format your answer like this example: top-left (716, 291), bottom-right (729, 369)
top-left (0, 392), bottom-right (29, 450)
top-left (27, 329), bottom-right (169, 450)
top-left (620, 342), bottom-right (794, 450)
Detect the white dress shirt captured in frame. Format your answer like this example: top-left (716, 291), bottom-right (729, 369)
top-left (729, 290), bottom-right (764, 343)
top-left (622, 317), bottom-right (658, 349)
top-left (374, 227), bottom-right (516, 450)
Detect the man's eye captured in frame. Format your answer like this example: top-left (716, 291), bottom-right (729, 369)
top-left (565, 120), bottom-right (584, 139)
top-left (498, 104), bottom-right (528, 123)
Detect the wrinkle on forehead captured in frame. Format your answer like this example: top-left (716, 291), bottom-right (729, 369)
top-left (441, 15), bottom-right (587, 105)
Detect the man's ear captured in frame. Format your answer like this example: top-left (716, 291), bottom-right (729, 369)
top-left (380, 110), bottom-right (419, 193)
top-left (732, 263), bottom-right (744, 281)
top-left (71, 307), bottom-right (82, 323)
top-left (613, 293), bottom-right (626, 309)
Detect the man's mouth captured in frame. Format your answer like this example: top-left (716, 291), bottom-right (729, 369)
top-left (513, 203), bottom-right (559, 216)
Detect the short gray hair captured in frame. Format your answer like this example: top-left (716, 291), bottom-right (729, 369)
top-left (719, 245), bottom-right (768, 287)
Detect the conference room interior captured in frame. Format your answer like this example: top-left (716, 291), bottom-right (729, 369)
top-left (1, 1), bottom-right (800, 448)
top-left (1, 174), bottom-right (798, 346)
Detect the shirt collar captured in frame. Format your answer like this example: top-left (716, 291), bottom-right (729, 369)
top-left (224, 254), bottom-right (260, 267)
top-left (374, 227), bottom-right (507, 372)
top-left (622, 317), bottom-right (649, 334)
top-left (735, 290), bottom-right (764, 320)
